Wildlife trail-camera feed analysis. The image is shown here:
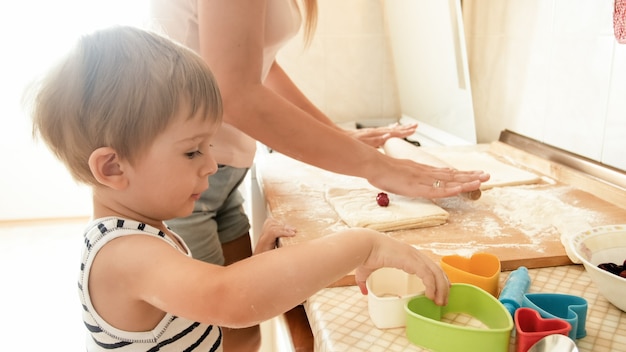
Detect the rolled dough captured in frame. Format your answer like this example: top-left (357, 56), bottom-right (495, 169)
top-left (325, 188), bottom-right (449, 231)
top-left (431, 151), bottom-right (541, 189)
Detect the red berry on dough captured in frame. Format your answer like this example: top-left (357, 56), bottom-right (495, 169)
top-left (376, 192), bottom-right (389, 207)
top-left (620, 270), bottom-right (626, 279)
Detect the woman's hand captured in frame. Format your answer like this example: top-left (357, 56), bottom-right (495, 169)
top-left (363, 154), bottom-right (489, 199)
top-left (346, 123), bottom-right (417, 148)
top-left (253, 218), bottom-right (297, 255)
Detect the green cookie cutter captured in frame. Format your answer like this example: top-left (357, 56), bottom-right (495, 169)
top-left (405, 283), bottom-right (514, 352)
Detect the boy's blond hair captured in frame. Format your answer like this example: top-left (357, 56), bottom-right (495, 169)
top-left (30, 26), bottom-right (222, 186)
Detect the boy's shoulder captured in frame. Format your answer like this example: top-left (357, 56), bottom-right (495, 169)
top-left (85, 217), bottom-right (166, 239)
top-left (81, 217), bottom-right (187, 256)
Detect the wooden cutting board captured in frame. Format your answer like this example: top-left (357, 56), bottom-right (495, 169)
top-left (257, 142), bottom-right (626, 286)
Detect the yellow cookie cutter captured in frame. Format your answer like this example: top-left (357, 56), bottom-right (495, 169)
top-left (440, 252), bottom-right (501, 297)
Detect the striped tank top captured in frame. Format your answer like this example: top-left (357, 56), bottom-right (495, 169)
top-left (79, 217), bottom-right (222, 351)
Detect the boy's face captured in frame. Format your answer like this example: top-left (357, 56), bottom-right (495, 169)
top-left (122, 107), bottom-right (219, 223)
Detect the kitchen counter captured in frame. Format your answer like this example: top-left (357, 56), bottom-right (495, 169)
top-left (303, 265), bottom-right (626, 352)
top-left (258, 142), bottom-right (626, 275)
top-left (255, 140), bottom-right (626, 351)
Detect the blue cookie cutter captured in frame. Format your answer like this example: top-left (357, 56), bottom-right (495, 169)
top-left (521, 292), bottom-right (588, 340)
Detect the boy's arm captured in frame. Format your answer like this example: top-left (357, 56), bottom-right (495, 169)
top-left (98, 228), bottom-right (447, 328)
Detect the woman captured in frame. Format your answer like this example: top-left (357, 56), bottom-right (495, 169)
top-left (149, 1), bottom-right (488, 350)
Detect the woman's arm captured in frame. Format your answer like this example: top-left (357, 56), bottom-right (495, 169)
top-left (197, 0), bottom-right (488, 198)
top-left (265, 61), bottom-right (418, 148)
top-left (264, 60), bottom-right (339, 128)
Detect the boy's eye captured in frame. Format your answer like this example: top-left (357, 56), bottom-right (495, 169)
top-left (185, 150), bottom-right (203, 159)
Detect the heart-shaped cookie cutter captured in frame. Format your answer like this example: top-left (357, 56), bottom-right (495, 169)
top-left (522, 293), bottom-right (588, 340)
top-left (440, 252), bottom-right (501, 296)
top-left (405, 283), bottom-right (513, 351)
top-left (514, 307), bottom-right (572, 352)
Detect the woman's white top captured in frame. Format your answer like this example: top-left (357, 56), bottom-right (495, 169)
top-left (149, 0), bottom-right (302, 168)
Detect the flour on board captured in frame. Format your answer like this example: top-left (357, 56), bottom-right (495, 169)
top-left (439, 184), bottom-right (606, 239)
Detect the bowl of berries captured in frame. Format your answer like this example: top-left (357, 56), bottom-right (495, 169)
top-left (570, 224), bottom-right (626, 312)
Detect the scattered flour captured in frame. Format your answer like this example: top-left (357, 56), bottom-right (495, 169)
top-left (433, 184), bottom-right (607, 254)
top-left (439, 185), bottom-right (602, 238)
top-left (480, 185), bottom-right (601, 238)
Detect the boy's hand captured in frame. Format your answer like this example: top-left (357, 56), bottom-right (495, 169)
top-left (353, 230), bottom-right (450, 306)
top-left (254, 218), bottom-right (297, 254)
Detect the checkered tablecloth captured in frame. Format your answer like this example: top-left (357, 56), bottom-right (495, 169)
top-left (304, 265), bottom-right (626, 352)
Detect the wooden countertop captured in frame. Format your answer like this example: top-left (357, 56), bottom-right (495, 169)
top-left (257, 142), bottom-right (626, 284)
top-left (256, 140), bottom-right (626, 351)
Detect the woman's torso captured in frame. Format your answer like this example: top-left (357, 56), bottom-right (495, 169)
top-left (149, 0), bottom-right (302, 167)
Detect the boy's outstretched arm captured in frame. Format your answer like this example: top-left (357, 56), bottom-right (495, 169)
top-left (127, 228), bottom-right (449, 328)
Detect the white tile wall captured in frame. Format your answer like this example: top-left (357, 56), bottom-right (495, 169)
top-left (463, 0), bottom-right (626, 170)
top-left (279, 0), bottom-right (626, 171)
top-left (277, 0), bottom-right (400, 124)
top-left (605, 41), bottom-right (626, 169)
top-left (3, 0), bottom-right (624, 220)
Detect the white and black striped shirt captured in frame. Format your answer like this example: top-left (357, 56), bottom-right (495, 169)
top-left (79, 217), bottom-right (222, 351)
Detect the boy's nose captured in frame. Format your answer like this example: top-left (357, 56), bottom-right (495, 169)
top-left (202, 153), bottom-right (218, 177)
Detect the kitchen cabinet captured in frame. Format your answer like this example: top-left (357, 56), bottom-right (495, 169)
top-left (383, 0), bottom-right (477, 143)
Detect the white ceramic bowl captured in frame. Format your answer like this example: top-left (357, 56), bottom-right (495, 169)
top-left (570, 224), bottom-right (626, 312)
top-left (366, 267), bottom-right (425, 329)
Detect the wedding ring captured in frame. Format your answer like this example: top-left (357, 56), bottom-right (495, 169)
top-left (433, 179), bottom-right (441, 188)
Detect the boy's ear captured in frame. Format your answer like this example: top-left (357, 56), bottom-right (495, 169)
top-left (88, 147), bottom-right (128, 190)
